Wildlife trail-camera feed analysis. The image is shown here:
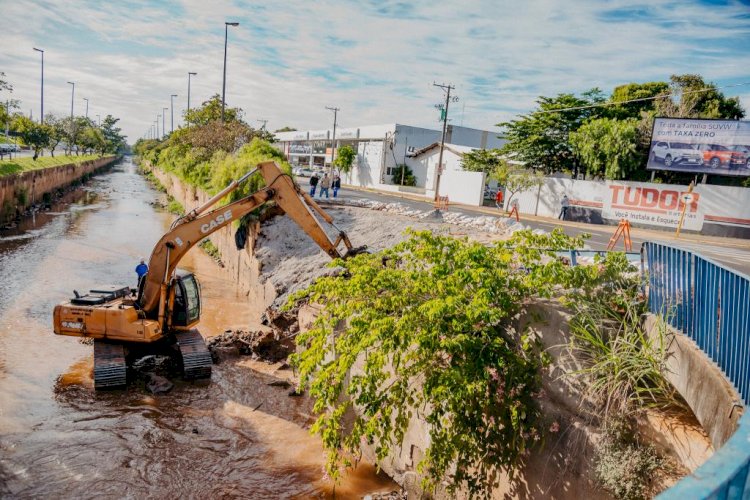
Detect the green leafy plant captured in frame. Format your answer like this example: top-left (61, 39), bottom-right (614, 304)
top-left (288, 229), bottom-right (598, 496)
top-left (333, 145), bottom-right (356, 174)
top-left (391, 163), bottom-right (416, 186)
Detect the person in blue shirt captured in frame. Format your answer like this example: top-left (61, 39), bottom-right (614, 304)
top-left (135, 258), bottom-right (149, 284)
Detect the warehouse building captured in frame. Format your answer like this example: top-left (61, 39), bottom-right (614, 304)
top-left (274, 123), bottom-right (505, 206)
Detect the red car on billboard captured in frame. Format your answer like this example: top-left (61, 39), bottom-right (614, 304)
top-left (698, 144), bottom-right (750, 169)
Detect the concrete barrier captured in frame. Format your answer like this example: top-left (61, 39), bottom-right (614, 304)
top-left (0, 156), bottom-right (118, 223)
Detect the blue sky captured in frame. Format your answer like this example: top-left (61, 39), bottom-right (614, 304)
top-left (1, 0), bottom-right (749, 142)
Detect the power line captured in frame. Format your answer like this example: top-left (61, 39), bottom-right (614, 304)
top-left (458, 81), bottom-right (750, 114)
top-left (530, 81), bottom-right (750, 115)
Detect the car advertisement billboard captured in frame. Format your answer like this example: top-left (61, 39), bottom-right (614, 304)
top-left (647, 118), bottom-right (750, 176)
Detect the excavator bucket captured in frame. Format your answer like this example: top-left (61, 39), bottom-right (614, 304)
top-left (255, 161), bottom-right (360, 259)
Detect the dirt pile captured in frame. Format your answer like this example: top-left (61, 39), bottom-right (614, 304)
top-left (208, 307), bottom-right (300, 363)
top-left (254, 204), bottom-right (522, 308)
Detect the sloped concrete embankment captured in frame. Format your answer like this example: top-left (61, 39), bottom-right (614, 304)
top-left (0, 156), bottom-right (118, 224)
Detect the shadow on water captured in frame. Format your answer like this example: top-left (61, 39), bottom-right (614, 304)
top-left (0, 157), bottom-right (396, 498)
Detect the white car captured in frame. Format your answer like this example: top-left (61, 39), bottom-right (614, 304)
top-left (294, 167), bottom-right (314, 177)
top-left (651, 141), bottom-right (702, 168)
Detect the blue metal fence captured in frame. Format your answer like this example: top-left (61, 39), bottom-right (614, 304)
top-left (643, 241), bottom-right (750, 499)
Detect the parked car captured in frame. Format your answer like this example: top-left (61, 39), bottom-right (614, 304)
top-left (650, 141), bottom-right (702, 167)
top-left (698, 144), bottom-right (748, 169)
top-left (730, 145), bottom-right (750, 169)
top-left (294, 167), bottom-right (314, 177)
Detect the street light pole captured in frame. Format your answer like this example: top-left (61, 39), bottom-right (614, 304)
top-left (162, 107), bottom-right (167, 138)
top-left (170, 94), bottom-right (177, 133)
top-left (325, 106), bottom-right (339, 172)
top-left (187, 72), bottom-right (196, 126)
top-left (67, 81), bottom-right (75, 119)
top-left (33, 48), bottom-right (44, 123)
top-left (156, 115), bottom-right (160, 139)
top-left (221, 21), bottom-right (239, 122)
top-left (83, 97), bottom-right (89, 119)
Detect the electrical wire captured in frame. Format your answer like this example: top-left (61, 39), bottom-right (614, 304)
top-left (530, 81), bottom-right (750, 115)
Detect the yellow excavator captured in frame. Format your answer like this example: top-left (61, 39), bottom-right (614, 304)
top-left (53, 161), bottom-right (363, 389)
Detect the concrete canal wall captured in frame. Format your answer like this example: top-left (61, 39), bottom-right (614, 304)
top-left (0, 156), bottom-right (118, 223)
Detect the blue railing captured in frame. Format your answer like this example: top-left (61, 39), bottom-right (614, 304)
top-left (643, 241), bottom-right (750, 499)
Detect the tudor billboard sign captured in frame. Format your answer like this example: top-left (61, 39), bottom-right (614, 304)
top-left (602, 183), bottom-right (704, 231)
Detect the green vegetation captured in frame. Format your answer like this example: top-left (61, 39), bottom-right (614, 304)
top-left (0, 154), bottom-right (112, 177)
top-left (133, 95), bottom-right (287, 204)
top-left (287, 228), bottom-right (651, 496)
top-left (333, 145), bottom-right (356, 174)
top-left (476, 74), bottom-right (745, 183)
top-left (390, 163), bottom-right (416, 186)
top-left (166, 197), bottom-right (184, 214)
top-left (199, 239), bottom-right (222, 263)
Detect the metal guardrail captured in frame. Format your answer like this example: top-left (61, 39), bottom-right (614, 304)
top-left (642, 241), bottom-right (750, 499)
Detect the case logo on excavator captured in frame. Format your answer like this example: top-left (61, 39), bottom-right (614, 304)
top-left (201, 210), bottom-right (232, 234)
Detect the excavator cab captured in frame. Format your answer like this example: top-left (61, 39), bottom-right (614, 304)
top-left (170, 270), bottom-right (201, 329)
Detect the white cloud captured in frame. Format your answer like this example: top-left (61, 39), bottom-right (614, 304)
top-left (1, 0), bottom-right (748, 141)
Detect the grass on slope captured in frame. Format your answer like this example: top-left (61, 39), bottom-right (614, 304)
top-left (0, 154), bottom-right (113, 177)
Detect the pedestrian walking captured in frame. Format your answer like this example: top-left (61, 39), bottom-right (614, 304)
top-left (319, 173), bottom-right (331, 199)
top-left (559, 194), bottom-right (570, 220)
top-left (332, 175), bottom-right (341, 198)
top-left (309, 172), bottom-right (319, 196)
top-left (495, 189), bottom-right (504, 210)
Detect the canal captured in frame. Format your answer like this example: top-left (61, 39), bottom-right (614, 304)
top-left (0, 157), bottom-right (394, 498)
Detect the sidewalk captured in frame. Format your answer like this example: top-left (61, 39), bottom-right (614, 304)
top-left (340, 183), bottom-right (750, 250)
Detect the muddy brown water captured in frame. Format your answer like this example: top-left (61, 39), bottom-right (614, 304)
top-left (0, 158), bottom-right (395, 498)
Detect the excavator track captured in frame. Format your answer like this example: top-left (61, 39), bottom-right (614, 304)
top-left (93, 340), bottom-right (127, 389)
top-left (175, 330), bottom-right (212, 380)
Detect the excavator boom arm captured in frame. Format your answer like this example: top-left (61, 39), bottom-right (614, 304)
top-left (139, 161), bottom-right (356, 316)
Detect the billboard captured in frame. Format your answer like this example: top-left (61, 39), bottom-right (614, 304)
top-left (602, 183), bottom-right (704, 231)
top-left (647, 118), bottom-right (750, 177)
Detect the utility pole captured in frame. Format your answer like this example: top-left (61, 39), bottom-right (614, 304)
top-left (432, 82), bottom-right (455, 202)
top-left (83, 97), bottom-right (89, 119)
top-left (257, 118), bottom-right (268, 130)
top-left (187, 72), bottom-right (196, 126)
top-left (96, 114), bottom-right (100, 126)
top-left (325, 106), bottom-right (339, 171)
top-left (162, 107), bottom-right (167, 138)
top-left (170, 94), bottom-right (177, 133)
top-left (156, 115), bottom-right (160, 139)
top-left (67, 81), bottom-right (75, 119)
top-left (33, 48), bottom-right (44, 123)
top-left (221, 22), bottom-right (240, 122)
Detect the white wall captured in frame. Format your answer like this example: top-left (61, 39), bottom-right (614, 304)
top-left (435, 170), bottom-right (486, 206)
top-left (513, 177), bottom-right (750, 232)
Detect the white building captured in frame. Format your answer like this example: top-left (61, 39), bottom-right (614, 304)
top-left (274, 123), bottom-right (505, 206)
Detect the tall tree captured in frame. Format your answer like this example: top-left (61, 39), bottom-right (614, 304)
top-left (183, 94), bottom-right (244, 126)
top-left (570, 117), bottom-right (642, 180)
top-left (44, 114), bottom-right (65, 157)
top-left (100, 115), bottom-right (127, 153)
top-left (12, 116), bottom-right (51, 160)
top-left (498, 90), bottom-right (607, 174)
top-left (609, 81), bottom-right (670, 119)
top-left (655, 74), bottom-right (745, 119)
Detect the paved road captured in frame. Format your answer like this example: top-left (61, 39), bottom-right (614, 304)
top-left (298, 177), bottom-right (750, 275)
